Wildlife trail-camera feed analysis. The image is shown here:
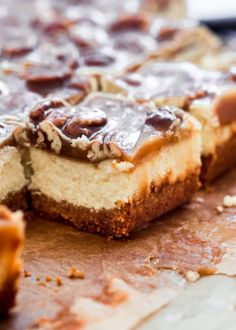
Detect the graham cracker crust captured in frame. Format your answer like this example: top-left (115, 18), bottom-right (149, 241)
top-left (201, 133), bottom-right (236, 183)
top-left (31, 170), bottom-right (200, 237)
top-left (2, 188), bottom-right (28, 211)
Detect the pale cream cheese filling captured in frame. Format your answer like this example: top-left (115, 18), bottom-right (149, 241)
top-left (30, 131), bottom-right (201, 210)
top-left (0, 146), bottom-right (26, 202)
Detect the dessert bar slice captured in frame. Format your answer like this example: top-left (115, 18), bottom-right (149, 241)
top-left (102, 62), bottom-right (236, 182)
top-left (0, 205), bottom-right (24, 316)
top-left (0, 115), bottom-right (26, 209)
top-left (28, 93), bottom-right (201, 237)
top-left (0, 75), bottom-right (39, 209)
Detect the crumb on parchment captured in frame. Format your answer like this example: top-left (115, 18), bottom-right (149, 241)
top-left (184, 270), bottom-right (200, 282)
top-left (68, 266), bottom-right (85, 279)
top-left (216, 206), bottom-right (224, 213)
top-left (56, 277), bottom-right (63, 286)
top-left (24, 270), bottom-right (32, 277)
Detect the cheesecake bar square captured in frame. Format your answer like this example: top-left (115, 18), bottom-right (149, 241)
top-left (28, 93), bottom-right (201, 237)
top-left (0, 75), bottom-right (39, 209)
top-left (102, 62), bottom-right (236, 182)
top-left (0, 205), bottom-right (24, 316)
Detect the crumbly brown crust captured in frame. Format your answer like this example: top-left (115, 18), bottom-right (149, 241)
top-left (201, 133), bottom-right (236, 183)
top-left (31, 170), bottom-right (200, 237)
top-left (2, 188), bottom-right (28, 211)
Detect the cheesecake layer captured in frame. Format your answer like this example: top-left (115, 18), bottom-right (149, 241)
top-left (31, 170), bottom-right (199, 237)
top-left (0, 206), bottom-right (24, 315)
top-left (30, 127), bottom-right (201, 236)
top-left (0, 146), bottom-right (27, 208)
top-left (30, 132), bottom-right (201, 211)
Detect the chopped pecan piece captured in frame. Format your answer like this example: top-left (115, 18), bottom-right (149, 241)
top-left (23, 63), bottom-right (72, 84)
top-left (29, 100), bottom-right (65, 125)
top-left (120, 73), bottom-right (143, 87)
top-left (82, 49), bottom-right (116, 67)
top-left (1, 26), bottom-right (37, 57)
top-left (109, 14), bottom-right (149, 33)
top-left (156, 26), bottom-right (179, 42)
top-left (63, 107), bottom-right (107, 138)
top-left (69, 23), bottom-right (108, 50)
top-left (145, 106), bottom-right (181, 131)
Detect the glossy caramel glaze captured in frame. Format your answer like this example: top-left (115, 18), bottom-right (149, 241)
top-left (0, 0), bottom-right (213, 150)
top-left (114, 62), bottom-right (236, 114)
top-left (0, 1), bottom-right (197, 76)
top-left (27, 93), bottom-right (192, 162)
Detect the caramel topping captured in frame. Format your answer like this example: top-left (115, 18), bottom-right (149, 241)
top-left (22, 46), bottom-right (78, 84)
top-left (0, 2), bottom-right (198, 77)
top-left (28, 93), bottom-right (187, 162)
top-left (150, 18), bottom-right (196, 43)
top-left (23, 64), bottom-right (72, 84)
top-left (69, 23), bottom-right (109, 50)
top-left (112, 33), bottom-right (157, 55)
top-left (121, 74), bottom-right (143, 87)
top-left (116, 62), bottom-right (235, 111)
top-left (157, 26), bottom-right (179, 42)
top-left (0, 24), bottom-right (37, 58)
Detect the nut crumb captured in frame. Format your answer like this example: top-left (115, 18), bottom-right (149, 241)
top-left (24, 270), bottom-right (32, 277)
top-left (38, 281), bottom-right (46, 287)
top-left (68, 267), bottom-right (85, 279)
top-left (216, 206), bottom-right (224, 213)
top-left (223, 195), bottom-right (236, 207)
top-left (45, 275), bottom-right (52, 282)
top-left (36, 276), bottom-right (41, 282)
top-left (112, 160), bottom-right (134, 172)
top-left (184, 270), bottom-right (200, 282)
top-left (56, 277), bottom-right (63, 286)
top-left (195, 197), bottom-right (204, 204)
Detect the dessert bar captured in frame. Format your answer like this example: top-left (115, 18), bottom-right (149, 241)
top-left (102, 62), bottom-right (236, 182)
top-left (27, 93), bottom-right (201, 237)
top-left (0, 205), bottom-right (24, 316)
top-left (0, 75), bottom-right (39, 209)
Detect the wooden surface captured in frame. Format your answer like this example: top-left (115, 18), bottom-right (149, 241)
top-left (1, 170), bottom-right (236, 330)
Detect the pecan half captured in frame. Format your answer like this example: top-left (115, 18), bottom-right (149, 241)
top-left (109, 14), bottom-right (149, 33)
top-left (82, 49), bottom-right (115, 67)
top-left (156, 26), bottom-right (179, 42)
top-left (145, 106), bottom-right (178, 132)
top-left (29, 100), bottom-right (64, 125)
top-left (63, 108), bottom-right (107, 138)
